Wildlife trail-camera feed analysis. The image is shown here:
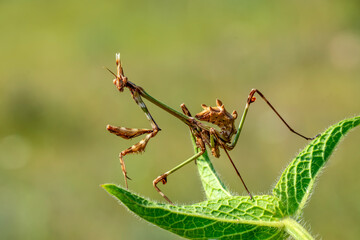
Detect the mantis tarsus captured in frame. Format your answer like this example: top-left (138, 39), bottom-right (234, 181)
top-left (106, 53), bottom-right (318, 204)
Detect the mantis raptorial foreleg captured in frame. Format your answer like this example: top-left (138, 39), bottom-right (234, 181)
top-left (107, 87), bottom-right (160, 188)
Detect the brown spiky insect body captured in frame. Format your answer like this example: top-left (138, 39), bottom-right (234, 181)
top-left (194, 99), bottom-right (238, 157)
top-left (106, 54), bottom-right (317, 204)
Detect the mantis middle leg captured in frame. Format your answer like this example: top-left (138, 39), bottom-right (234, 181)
top-left (152, 104), bottom-right (206, 204)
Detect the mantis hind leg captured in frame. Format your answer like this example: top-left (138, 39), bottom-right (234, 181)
top-left (230, 89), bottom-right (319, 149)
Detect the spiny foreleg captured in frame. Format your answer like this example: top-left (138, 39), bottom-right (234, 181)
top-left (107, 88), bottom-right (160, 188)
top-left (107, 126), bottom-right (159, 188)
top-left (107, 126), bottom-right (153, 139)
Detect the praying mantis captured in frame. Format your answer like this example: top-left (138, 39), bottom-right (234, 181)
top-left (106, 53), bottom-right (318, 204)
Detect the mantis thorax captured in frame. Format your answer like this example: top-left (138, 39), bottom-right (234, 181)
top-left (195, 99), bottom-right (238, 142)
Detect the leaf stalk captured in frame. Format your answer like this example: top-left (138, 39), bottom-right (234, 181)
top-left (283, 218), bottom-right (314, 240)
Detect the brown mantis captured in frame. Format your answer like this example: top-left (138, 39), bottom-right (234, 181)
top-left (106, 53), bottom-right (318, 204)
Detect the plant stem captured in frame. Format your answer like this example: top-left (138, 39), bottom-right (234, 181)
top-left (283, 218), bottom-right (314, 240)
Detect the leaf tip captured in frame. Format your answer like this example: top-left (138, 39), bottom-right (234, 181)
top-left (101, 183), bottom-right (113, 189)
top-left (101, 183), bottom-right (121, 195)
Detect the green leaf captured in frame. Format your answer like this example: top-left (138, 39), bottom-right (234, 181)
top-left (103, 184), bottom-right (287, 240)
top-left (103, 116), bottom-right (359, 239)
top-left (191, 134), bottom-right (231, 199)
top-left (273, 116), bottom-right (360, 216)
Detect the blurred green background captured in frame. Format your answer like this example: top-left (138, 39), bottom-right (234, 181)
top-left (1, 0), bottom-right (360, 239)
